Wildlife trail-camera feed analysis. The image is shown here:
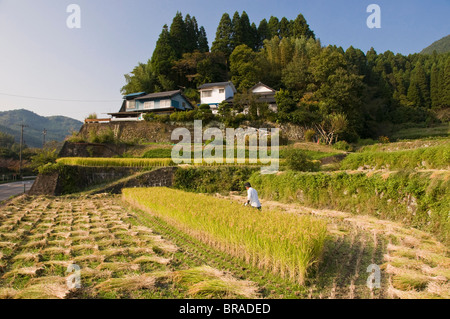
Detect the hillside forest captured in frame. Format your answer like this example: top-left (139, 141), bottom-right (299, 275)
top-left (121, 11), bottom-right (450, 142)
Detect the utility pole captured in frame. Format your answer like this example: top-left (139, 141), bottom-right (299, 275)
top-left (18, 124), bottom-right (28, 177)
top-left (43, 128), bottom-right (47, 148)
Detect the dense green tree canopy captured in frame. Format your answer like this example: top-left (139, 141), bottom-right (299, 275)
top-left (122, 11), bottom-right (449, 142)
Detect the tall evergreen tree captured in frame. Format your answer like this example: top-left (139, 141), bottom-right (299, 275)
top-left (257, 18), bottom-right (271, 48)
top-left (392, 69), bottom-right (408, 106)
top-left (239, 11), bottom-right (254, 48)
top-left (268, 16), bottom-right (280, 39)
top-left (231, 11), bottom-right (241, 50)
top-left (279, 17), bottom-right (291, 38)
top-left (291, 14), bottom-right (315, 39)
top-left (443, 56), bottom-right (450, 107)
top-left (231, 11), bottom-right (254, 49)
top-left (250, 22), bottom-right (258, 50)
top-left (438, 60), bottom-right (445, 107)
top-left (169, 12), bottom-right (187, 58)
top-left (211, 13), bottom-right (233, 59)
top-left (345, 46), bottom-right (367, 75)
top-left (197, 26), bottom-right (209, 53)
top-left (430, 63), bottom-right (440, 108)
top-left (407, 70), bottom-right (421, 107)
top-left (415, 59), bottom-right (431, 108)
top-left (184, 14), bottom-right (199, 52)
top-left (151, 24), bottom-right (177, 77)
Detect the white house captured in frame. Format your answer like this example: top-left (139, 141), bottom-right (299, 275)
top-left (198, 81), bottom-right (237, 114)
top-left (250, 82), bottom-right (278, 113)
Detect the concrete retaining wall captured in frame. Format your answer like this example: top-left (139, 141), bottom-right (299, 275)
top-left (28, 166), bottom-right (172, 196)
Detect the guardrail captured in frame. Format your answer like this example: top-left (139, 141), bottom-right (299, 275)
top-left (84, 118), bottom-right (111, 123)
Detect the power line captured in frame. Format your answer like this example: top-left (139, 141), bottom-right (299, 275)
top-left (0, 92), bottom-right (121, 103)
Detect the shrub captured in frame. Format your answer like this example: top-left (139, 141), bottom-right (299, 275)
top-left (38, 162), bottom-right (65, 175)
top-left (89, 129), bottom-right (115, 144)
top-left (183, 88), bottom-right (200, 104)
top-left (333, 141), bottom-right (353, 152)
top-left (356, 138), bottom-right (376, 147)
top-left (142, 148), bottom-right (172, 158)
top-left (199, 104), bottom-right (211, 111)
top-left (283, 149), bottom-right (320, 172)
top-left (169, 112), bottom-right (178, 122)
top-left (185, 110), bottom-right (196, 121)
top-left (173, 167), bottom-right (259, 194)
top-left (378, 136), bottom-right (390, 144)
top-left (0, 147), bottom-right (18, 160)
top-left (31, 148), bottom-right (58, 172)
top-left (143, 113), bottom-right (156, 122)
top-left (66, 131), bottom-right (86, 143)
top-left (304, 129), bottom-right (316, 142)
top-left (176, 112), bottom-right (187, 122)
top-left (157, 115), bottom-right (170, 123)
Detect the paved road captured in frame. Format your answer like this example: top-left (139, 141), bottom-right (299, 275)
top-left (0, 180), bottom-right (35, 202)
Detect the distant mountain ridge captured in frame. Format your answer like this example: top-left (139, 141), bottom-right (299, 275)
top-left (421, 35), bottom-right (450, 55)
top-left (0, 109), bottom-right (83, 148)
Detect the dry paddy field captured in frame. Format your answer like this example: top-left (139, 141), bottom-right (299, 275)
top-left (0, 192), bottom-right (448, 299)
top-left (0, 195), bottom-right (259, 299)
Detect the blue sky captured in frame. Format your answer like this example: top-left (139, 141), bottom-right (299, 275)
top-left (0, 0), bottom-right (448, 121)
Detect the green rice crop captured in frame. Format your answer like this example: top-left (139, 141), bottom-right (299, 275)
top-left (122, 187), bottom-right (328, 285)
top-left (57, 157), bottom-right (277, 168)
top-left (57, 157), bottom-right (173, 168)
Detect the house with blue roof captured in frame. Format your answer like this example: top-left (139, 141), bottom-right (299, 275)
top-left (108, 90), bottom-right (194, 120)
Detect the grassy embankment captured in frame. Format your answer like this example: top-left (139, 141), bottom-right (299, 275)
top-left (390, 124), bottom-right (449, 141)
top-left (249, 170), bottom-right (449, 245)
top-left (341, 142), bottom-right (449, 170)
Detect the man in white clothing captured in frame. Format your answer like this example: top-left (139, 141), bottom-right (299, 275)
top-left (244, 182), bottom-right (261, 210)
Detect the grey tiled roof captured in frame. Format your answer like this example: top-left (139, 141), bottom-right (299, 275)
top-left (135, 90), bottom-right (181, 100)
top-left (198, 81), bottom-right (234, 89)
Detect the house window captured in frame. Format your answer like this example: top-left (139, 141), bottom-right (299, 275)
top-left (127, 100), bottom-right (135, 109)
top-left (219, 89), bottom-right (225, 94)
top-left (202, 90), bottom-right (212, 98)
top-left (143, 101), bottom-right (154, 109)
top-left (160, 99), bottom-right (171, 108)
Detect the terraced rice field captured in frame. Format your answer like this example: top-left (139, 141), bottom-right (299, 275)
top-left (123, 188), bottom-right (328, 286)
top-left (1, 192), bottom-right (448, 299)
top-left (0, 195), bottom-right (259, 299)
top-left (56, 157), bottom-right (280, 168)
top-left (220, 194), bottom-right (450, 299)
